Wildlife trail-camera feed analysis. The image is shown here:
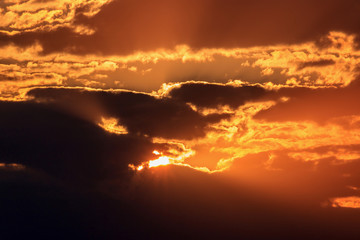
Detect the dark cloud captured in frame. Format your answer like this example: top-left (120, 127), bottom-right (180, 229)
top-left (1, 92), bottom-right (360, 239)
top-left (108, 77), bottom-right (360, 127)
top-left (0, 97), bottom-right (168, 237)
top-left (0, 100), bottom-right (161, 184)
top-left (28, 88), bottom-right (230, 139)
top-left (0, 168), bottom-right (144, 240)
top-left (3, 161), bottom-right (360, 240)
top-left (169, 83), bottom-right (268, 109)
top-left (24, 78), bottom-right (360, 144)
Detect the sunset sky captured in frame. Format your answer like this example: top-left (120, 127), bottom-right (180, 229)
top-left (2, 1), bottom-right (360, 239)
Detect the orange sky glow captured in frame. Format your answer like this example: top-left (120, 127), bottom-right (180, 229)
top-left (2, 1), bottom-right (360, 239)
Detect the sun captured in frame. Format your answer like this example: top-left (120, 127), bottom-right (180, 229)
top-left (128, 150), bottom-right (172, 171)
top-left (148, 156), bottom-right (171, 168)
top-left (148, 150), bottom-right (171, 168)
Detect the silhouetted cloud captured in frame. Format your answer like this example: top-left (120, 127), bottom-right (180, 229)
top-left (169, 82), bottom-right (268, 109)
top-left (27, 88), bottom-right (230, 139)
top-left (2, 82), bottom-right (360, 239)
top-left (0, 100), bottom-right (167, 185)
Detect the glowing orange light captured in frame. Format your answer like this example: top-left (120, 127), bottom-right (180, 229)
top-left (0, 163), bottom-right (25, 170)
top-left (129, 147), bottom-right (198, 171)
top-left (128, 164), bottom-right (144, 171)
top-left (98, 117), bottom-right (128, 134)
top-left (149, 156), bottom-right (171, 168)
top-left (153, 150), bottom-right (161, 155)
top-left (331, 196), bottom-right (360, 209)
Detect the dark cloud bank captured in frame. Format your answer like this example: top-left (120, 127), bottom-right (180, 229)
top-left (28, 88), bottom-right (231, 140)
top-left (1, 83), bottom-right (360, 239)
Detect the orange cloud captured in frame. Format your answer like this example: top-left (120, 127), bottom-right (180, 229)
top-left (331, 196), bottom-right (360, 208)
top-left (0, 0), bottom-right (112, 34)
top-left (98, 117), bottom-right (128, 135)
top-left (0, 31), bottom-right (359, 101)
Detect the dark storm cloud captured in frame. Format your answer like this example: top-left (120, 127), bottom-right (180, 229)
top-left (27, 88), bottom-right (230, 139)
top-left (3, 160), bottom-right (360, 240)
top-left (0, 100), bottom-right (161, 184)
top-left (115, 163), bottom-right (360, 240)
top-left (2, 0), bottom-right (360, 55)
top-left (169, 82), bottom-right (268, 109)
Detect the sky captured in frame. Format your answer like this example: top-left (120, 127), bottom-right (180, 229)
top-left (1, 0), bottom-right (360, 239)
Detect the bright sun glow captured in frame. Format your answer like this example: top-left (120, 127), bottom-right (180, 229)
top-left (331, 196), bottom-right (360, 209)
top-left (149, 156), bottom-right (171, 168)
top-left (128, 150), bottom-right (172, 171)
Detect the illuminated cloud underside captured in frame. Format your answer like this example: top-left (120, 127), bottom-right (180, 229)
top-left (331, 196), bottom-right (360, 209)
